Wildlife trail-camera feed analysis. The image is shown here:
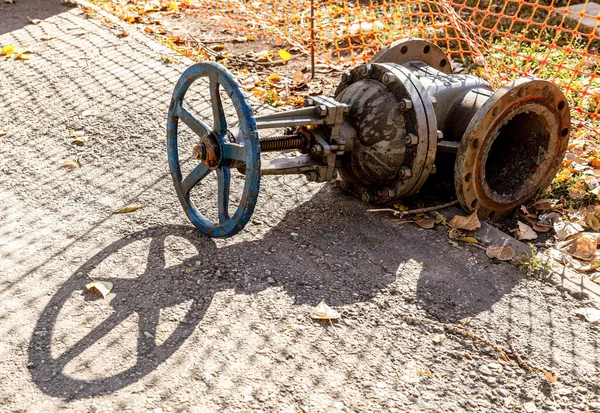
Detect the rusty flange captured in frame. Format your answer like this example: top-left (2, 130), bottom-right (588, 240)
top-left (370, 38), bottom-right (453, 74)
top-left (454, 78), bottom-right (570, 220)
top-left (334, 62), bottom-right (437, 202)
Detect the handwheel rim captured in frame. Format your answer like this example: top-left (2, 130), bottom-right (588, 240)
top-left (167, 62), bottom-right (260, 238)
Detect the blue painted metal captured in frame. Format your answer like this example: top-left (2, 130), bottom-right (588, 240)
top-left (167, 62), bottom-right (261, 238)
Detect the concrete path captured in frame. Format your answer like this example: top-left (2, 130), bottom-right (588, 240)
top-left (1, 3), bottom-right (600, 412)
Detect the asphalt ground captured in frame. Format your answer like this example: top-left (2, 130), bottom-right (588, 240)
top-left (1, 2), bottom-right (600, 412)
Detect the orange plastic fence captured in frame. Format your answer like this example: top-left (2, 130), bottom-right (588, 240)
top-left (189, 0), bottom-right (600, 135)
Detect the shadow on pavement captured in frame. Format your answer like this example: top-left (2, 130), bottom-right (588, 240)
top-left (28, 186), bottom-right (519, 399)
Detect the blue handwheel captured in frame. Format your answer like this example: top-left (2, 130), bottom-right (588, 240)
top-left (167, 62), bottom-right (260, 238)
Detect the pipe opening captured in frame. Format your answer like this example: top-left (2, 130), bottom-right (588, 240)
top-left (484, 111), bottom-right (551, 197)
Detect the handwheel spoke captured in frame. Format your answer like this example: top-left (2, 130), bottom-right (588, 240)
top-left (217, 167), bottom-right (231, 223)
top-left (181, 163), bottom-right (211, 196)
top-left (210, 78), bottom-right (227, 137)
top-left (177, 104), bottom-right (212, 137)
top-left (221, 142), bottom-right (246, 161)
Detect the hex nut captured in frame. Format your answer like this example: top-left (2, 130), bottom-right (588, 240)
top-left (399, 98), bottom-right (413, 111)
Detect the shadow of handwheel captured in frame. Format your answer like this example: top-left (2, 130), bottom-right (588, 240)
top-left (29, 226), bottom-right (217, 399)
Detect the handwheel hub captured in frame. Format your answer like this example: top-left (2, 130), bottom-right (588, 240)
top-left (192, 133), bottom-right (221, 168)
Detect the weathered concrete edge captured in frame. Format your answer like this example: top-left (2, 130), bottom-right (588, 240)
top-left (442, 206), bottom-right (600, 306)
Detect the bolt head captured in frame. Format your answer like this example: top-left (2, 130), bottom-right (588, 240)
top-left (399, 98), bottom-right (413, 111)
top-left (404, 133), bottom-right (418, 146)
top-left (361, 193), bottom-right (371, 202)
top-left (359, 64), bottom-right (372, 77)
top-left (399, 166), bottom-right (412, 178)
top-left (341, 72), bottom-right (352, 83)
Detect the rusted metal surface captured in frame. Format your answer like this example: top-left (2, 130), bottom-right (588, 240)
top-left (454, 78), bottom-right (570, 220)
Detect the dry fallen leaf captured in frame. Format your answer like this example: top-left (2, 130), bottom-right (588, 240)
top-left (311, 299), bottom-right (340, 321)
top-left (557, 234), bottom-right (597, 261)
top-left (85, 280), bottom-right (113, 298)
top-left (116, 31), bottom-right (128, 38)
top-left (292, 71), bottom-right (305, 86)
top-left (0, 44), bottom-right (16, 58)
top-left (268, 73), bottom-right (281, 83)
top-left (543, 370), bottom-right (558, 383)
top-left (27, 16), bottom-right (41, 25)
top-left (573, 307), bottom-right (600, 323)
top-left (15, 51), bottom-right (32, 60)
top-left (0, 130), bottom-right (6, 137)
top-left (457, 317), bottom-right (472, 325)
top-left (414, 216), bottom-right (436, 229)
top-left (554, 220), bottom-right (584, 241)
top-left (533, 223), bottom-right (551, 232)
top-left (62, 160), bottom-right (79, 169)
top-left (516, 221), bottom-right (537, 241)
top-left (114, 203), bottom-right (144, 214)
top-left (278, 49), bottom-right (292, 61)
top-left (40, 36), bottom-right (53, 41)
top-left (486, 244), bottom-right (515, 261)
top-left (458, 236), bottom-right (479, 243)
top-left (449, 211), bottom-right (481, 231)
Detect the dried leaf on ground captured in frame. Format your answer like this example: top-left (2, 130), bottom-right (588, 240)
top-left (543, 371), bottom-right (558, 383)
top-left (585, 212), bottom-right (600, 231)
top-left (533, 223), bottom-right (552, 233)
top-left (486, 244), bottom-right (515, 261)
top-left (0, 44), bottom-right (16, 58)
top-left (278, 49), bottom-right (292, 61)
top-left (116, 31), bottom-right (128, 38)
top-left (449, 211), bottom-right (481, 231)
top-left (15, 51), bottom-right (32, 60)
top-left (311, 299), bottom-right (340, 321)
top-left (554, 220), bottom-right (584, 241)
top-left (573, 307), bottom-right (600, 323)
top-left (517, 221), bottom-right (537, 240)
top-left (557, 234), bottom-right (597, 261)
top-left (114, 203), bottom-right (144, 214)
top-left (62, 160), bottom-right (79, 169)
top-left (458, 237), bottom-right (479, 243)
top-left (0, 130), bottom-right (6, 137)
top-left (457, 317), bottom-right (472, 325)
top-left (27, 16), bottom-right (41, 25)
top-left (268, 73), bottom-right (281, 82)
top-left (85, 280), bottom-right (113, 298)
top-left (40, 36), bottom-right (53, 41)
top-left (413, 215), bottom-right (437, 229)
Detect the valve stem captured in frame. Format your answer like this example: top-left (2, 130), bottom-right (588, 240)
top-left (259, 134), bottom-right (309, 152)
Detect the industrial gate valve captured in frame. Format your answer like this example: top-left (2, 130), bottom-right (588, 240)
top-left (167, 38), bottom-right (570, 238)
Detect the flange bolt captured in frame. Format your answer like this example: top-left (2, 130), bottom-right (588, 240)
top-left (399, 166), bottom-right (412, 178)
top-left (341, 72), bottom-right (352, 83)
top-left (361, 192), bottom-right (372, 202)
top-left (359, 64), bottom-right (372, 77)
top-left (404, 133), bottom-right (418, 145)
top-left (382, 72), bottom-right (395, 85)
top-left (398, 98), bottom-right (413, 111)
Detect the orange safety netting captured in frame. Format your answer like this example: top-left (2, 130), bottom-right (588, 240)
top-left (190, 0), bottom-right (600, 135)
